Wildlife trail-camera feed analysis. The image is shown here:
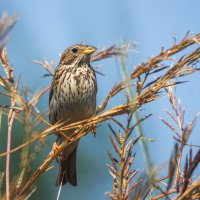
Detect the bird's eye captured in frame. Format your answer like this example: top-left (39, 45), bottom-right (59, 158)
top-left (71, 47), bottom-right (78, 53)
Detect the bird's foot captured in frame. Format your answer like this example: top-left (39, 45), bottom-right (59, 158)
top-left (91, 124), bottom-right (97, 137)
top-left (50, 142), bottom-right (63, 162)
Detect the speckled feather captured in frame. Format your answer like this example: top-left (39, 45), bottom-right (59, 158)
top-left (49, 44), bottom-right (97, 186)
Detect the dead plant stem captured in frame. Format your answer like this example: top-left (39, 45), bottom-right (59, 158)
top-left (6, 105), bottom-right (16, 200)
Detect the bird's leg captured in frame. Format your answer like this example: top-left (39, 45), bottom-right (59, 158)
top-left (50, 142), bottom-right (63, 162)
top-left (91, 124), bottom-right (97, 137)
top-left (52, 142), bottom-right (60, 153)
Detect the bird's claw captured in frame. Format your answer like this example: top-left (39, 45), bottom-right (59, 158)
top-left (91, 124), bottom-right (97, 137)
top-left (50, 142), bottom-right (63, 160)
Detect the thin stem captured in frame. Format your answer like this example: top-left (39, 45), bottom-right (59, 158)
top-left (119, 137), bottom-right (125, 200)
top-left (119, 50), bottom-right (152, 173)
top-left (174, 148), bottom-right (182, 189)
top-left (6, 109), bottom-right (15, 200)
top-left (173, 109), bottom-right (183, 189)
top-left (152, 188), bottom-right (177, 200)
top-left (176, 179), bottom-right (200, 200)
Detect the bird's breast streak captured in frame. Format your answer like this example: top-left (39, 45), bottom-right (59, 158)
top-left (61, 70), bottom-right (96, 104)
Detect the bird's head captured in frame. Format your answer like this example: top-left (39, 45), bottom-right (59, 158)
top-left (60, 44), bottom-right (96, 66)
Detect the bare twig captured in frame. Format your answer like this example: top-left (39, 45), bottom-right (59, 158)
top-left (0, 48), bottom-right (16, 200)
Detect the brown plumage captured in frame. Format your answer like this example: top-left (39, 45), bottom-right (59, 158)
top-left (49, 44), bottom-right (97, 186)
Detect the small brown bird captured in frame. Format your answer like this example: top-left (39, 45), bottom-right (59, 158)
top-left (49, 44), bottom-right (97, 186)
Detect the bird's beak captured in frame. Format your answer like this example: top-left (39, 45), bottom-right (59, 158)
top-left (82, 46), bottom-right (96, 55)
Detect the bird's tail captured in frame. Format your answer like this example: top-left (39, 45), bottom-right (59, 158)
top-left (56, 144), bottom-right (78, 186)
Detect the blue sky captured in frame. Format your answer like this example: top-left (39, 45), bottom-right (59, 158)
top-left (1, 1), bottom-right (200, 199)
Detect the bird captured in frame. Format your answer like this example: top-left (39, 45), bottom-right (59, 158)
top-left (49, 44), bottom-right (97, 186)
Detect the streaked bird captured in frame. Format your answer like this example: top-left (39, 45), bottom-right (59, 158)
top-left (49, 44), bottom-right (97, 186)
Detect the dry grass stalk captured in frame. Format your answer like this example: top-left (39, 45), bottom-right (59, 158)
top-left (0, 13), bottom-right (200, 199)
top-left (0, 48), bottom-right (48, 200)
top-left (0, 47), bottom-right (16, 200)
top-left (151, 87), bottom-right (200, 200)
top-left (0, 13), bottom-right (17, 52)
top-left (105, 113), bottom-right (151, 200)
